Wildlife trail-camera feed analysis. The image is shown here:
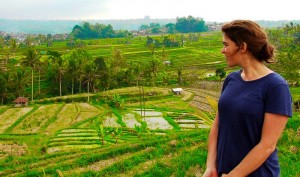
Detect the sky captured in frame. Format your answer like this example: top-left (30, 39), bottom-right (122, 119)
top-left (0, 0), bottom-right (299, 22)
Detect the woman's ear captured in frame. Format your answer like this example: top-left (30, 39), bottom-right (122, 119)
top-left (239, 42), bottom-right (247, 53)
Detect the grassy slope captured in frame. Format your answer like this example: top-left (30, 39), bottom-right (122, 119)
top-left (0, 86), bottom-right (298, 176)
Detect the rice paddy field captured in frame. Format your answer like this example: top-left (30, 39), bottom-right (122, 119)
top-left (0, 86), bottom-right (299, 176)
top-left (0, 31), bottom-right (299, 176)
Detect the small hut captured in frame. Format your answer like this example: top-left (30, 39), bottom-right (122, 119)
top-left (171, 88), bottom-right (183, 95)
top-left (13, 97), bottom-right (28, 107)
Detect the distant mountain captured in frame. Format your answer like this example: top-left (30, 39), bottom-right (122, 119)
top-left (0, 18), bottom-right (176, 34)
top-left (0, 18), bottom-right (299, 35)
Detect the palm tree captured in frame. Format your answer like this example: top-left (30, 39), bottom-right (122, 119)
top-left (69, 49), bottom-right (86, 95)
top-left (35, 59), bottom-right (46, 95)
top-left (0, 71), bottom-right (10, 104)
top-left (14, 68), bottom-right (28, 97)
top-left (68, 56), bottom-right (78, 95)
top-left (3, 46), bottom-right (11, 65)
top-left (82, 60), bottom-right (97, 102)
top-left (0, 36), bottom-right (4, 48)
top-left (22, 48), bottom-right (41, 103)
top-left (71, 48), bottom-right (91, 93)
top-left (48, 51), bottom-right (68, 97)
top-left (9, 38), bottom-right (18, 58)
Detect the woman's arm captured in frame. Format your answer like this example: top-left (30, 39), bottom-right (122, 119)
top-left (202, 112), bottom-right (219, 177)
top-left (223, 113), bottom-right (288, 177)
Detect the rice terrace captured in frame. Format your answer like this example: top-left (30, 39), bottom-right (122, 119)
top-left (0, 19), bottom-right (299, 176)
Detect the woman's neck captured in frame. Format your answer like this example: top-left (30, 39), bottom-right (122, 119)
top-left (240, 60), bottom-right (273, 81)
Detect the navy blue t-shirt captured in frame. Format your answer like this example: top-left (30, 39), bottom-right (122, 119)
top-left (217, 70), bottom-right (292, 177)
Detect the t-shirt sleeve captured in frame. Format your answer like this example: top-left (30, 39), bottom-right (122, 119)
top-left (265, 84), bottom-right (293, 117)
top-left (221, 73), bottom-right (232, 93)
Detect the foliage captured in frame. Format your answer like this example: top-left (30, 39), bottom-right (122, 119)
top-left (71, 22), bottom-right (131, 39)
top-left (96, 124), bottom-right (105, 146)
top-left (175, 16), bottom-right (208, 33)
top-left (267, 23), bottom-right (300, 86)
top-left (0, 89), bottom-right (298, 176)
top-left (215, 68), bottom-right (226, 79)
top-left (107, 94), bottom-right (124, 109)
top-left (138, 16), bottom-right (208, 34)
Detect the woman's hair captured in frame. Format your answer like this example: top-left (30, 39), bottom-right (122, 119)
top-left (221, 20), bottom-right (275, 63)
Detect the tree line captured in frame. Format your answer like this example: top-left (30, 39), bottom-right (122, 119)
top-left (71, 15), bottom-right (209, 39)
top-left (267, 22), bottom-right (300, 86)
top-left (0, 45), bottom-right (182, 104)
top-left (71, 22), bottom-right (132, 39)
top-left (139, 16), bottom-right (208, 34)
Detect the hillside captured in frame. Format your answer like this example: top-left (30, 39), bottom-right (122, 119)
top-left (0, 86), bottom-right (299, 176)
top-left (0, 18), bottom-right (176, 34)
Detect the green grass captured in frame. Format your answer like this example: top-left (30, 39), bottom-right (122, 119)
top-left (290, 87), bottom-right (300, 101)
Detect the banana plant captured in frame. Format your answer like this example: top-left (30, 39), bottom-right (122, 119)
top-left (112, 127), bottom-right (123, 144)
top-left (96, 124), bottom-right (105, 146)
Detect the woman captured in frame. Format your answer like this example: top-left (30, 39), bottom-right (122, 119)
top-left (202, 20), bottom-right (292, 177)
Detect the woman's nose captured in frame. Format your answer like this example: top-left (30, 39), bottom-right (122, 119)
top-left (221, 47), bottom-right (226, 54)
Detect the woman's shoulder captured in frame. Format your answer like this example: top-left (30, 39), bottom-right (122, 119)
top-left (267, 72), bottom-right (289, 86)
top-left (226, 69), bottom-right (241, 78)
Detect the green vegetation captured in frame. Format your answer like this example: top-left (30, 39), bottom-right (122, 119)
top-left (0, 31), bottom-right (225, 104)
top-left (0, 86), bottom-right (298, 176)
top-left (0, 22), bottom-right (299, 176)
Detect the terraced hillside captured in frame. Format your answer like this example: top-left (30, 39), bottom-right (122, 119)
top-left (0, 86), bottom-right (299, 177)
top-left (0, 130), bottom-right (209, 176)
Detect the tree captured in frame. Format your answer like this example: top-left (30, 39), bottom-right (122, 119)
top-left (9, 38), bottom-right (18, 58)
top-left (165, 23), bottom-right (176, 34)
top-left (24, 36), bottom-right (35, 47)
top-left (35, 59), bottom-right (46, 95)
top-left (70, 48), bottom-right (91, 93)
top-left (0, 36), bottom-right (4, 49)
top-left (216, 68), bottom-right (226, 79)
top-left (111, 48), bottom-right (126, 73)
top-left (268, 23), bottom-right (300, 86)
top-left (175, 16), bottom-right (208, 33)
top-left (46, 34), bottom-right (53, 47)
top-left (48, 51), bottom-right (68, 97)
top-left (22, 48), bottom-right (41, 103)
top-left (177, 67), bottom-right (183, 86)
top-left (146, 36), bottom-right (159, 55)
top-left (82, 60), bottom-right (97, 102)
top-left (139, 24), bottom-right (150, 31)
top-left (94, 57), bottom-right (109, 90)
top-left (147, 57), bottom-right (162, 86)
top-left (71, 22), bottom-right (128, 39)
top-left (107, 48), bottom-right (126, 89)
top-left (68, 53), bottom-right (80, 95)
top-left (160, 46), bottom-right (168, 61)
top-left (2, 46), bottom-right (11, 65)
top-left (13, 68), bottom-right (28, 97)
top-left (0, 71), bottom-right (10, 104)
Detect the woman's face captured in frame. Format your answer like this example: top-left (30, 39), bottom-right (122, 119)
top-left (221, 35), bottom-right (241, 67)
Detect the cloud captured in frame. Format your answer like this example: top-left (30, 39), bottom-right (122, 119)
top-left (0, 0), bottom-right (110, 20)
top-left (0, 0), bottom-right (299, 21)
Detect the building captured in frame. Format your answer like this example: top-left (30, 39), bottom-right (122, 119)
top-left (13, 97), bottom-right (28, 107)
top-left (171, 88), bottom-right (183, 95)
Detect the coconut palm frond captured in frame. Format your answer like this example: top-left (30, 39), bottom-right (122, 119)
top-left (206, 96), bottom-right (218, 113)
